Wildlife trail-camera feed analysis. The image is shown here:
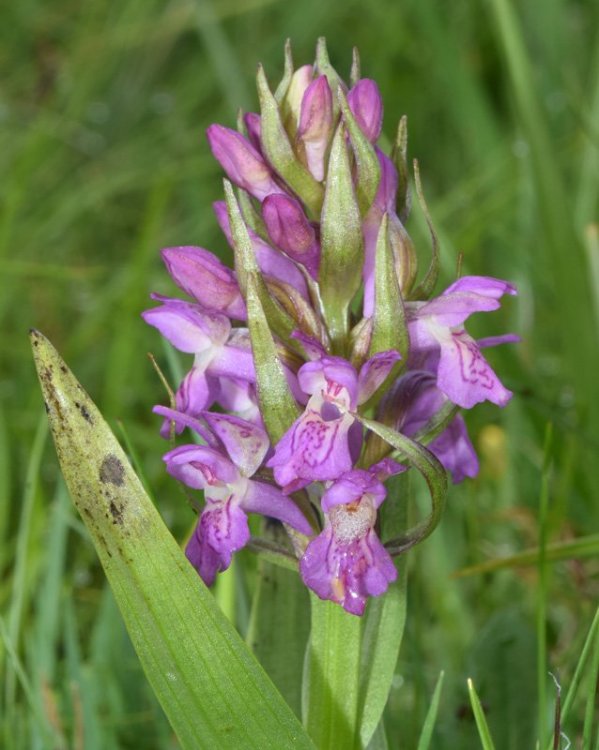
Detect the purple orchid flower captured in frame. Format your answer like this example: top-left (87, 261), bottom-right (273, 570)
top-left (408, 276), bottom-right (518, 409)
top-left (268, 350), bottom-right (401, 492)
top-left (300, 469), bottom-right (397, 615)
top-left (160, 409), bottom-right (313, 585)
top-left (142, 298), bottom-right (257, 431)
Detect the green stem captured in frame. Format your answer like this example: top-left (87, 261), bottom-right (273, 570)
top-left (304, 596), bottom-right (362, 749)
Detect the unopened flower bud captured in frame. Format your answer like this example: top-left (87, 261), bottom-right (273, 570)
top-left (206, 124), bottom-right (281, 200)
top-left (347, 79), bottom-right (383, 142)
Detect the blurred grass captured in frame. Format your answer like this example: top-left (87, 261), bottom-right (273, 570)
top-left (1, 0), bottom-right (598, 747)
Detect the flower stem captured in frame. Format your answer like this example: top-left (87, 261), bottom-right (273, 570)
top-left (304, 595), bottom-right (362, 749)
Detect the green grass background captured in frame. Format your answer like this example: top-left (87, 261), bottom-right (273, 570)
top-left (1, 0), bottom-right (598, 747)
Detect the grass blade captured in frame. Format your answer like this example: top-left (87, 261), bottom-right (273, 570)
top-left (467, 678), bottom-right (496, 750)
top-left (416, 671), bottom-right (445, 750)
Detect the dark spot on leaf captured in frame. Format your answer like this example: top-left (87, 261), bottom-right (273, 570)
top-left (99, 454), bottom-right (125, 486)
top-left (44, 401), bottom-right (50, 414)
top-left (60, 364), bottom-right (67, 373)
top-left (74, 401), bottom-right (93, 424)
top-left (109, 500), bottom-right (124, 525)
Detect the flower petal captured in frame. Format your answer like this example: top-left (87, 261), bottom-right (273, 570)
top-left (428, 415), bottom-right (479, 483)
top-left (201, 412), bottom-right (269, 477)
top-left (436, 329), bottom-right (513, 408)
top-left (357, 350), bottom-right (402, 404)
top-left (443, 275), bottom-right (517, 299)
top-left (186, 498), bottom-right (250, 585)
top-left (300, 525), bottom-right (396, 616)
top-left (142, 299), bottom-right (230, 353)
top-left (321, 469), bottom-right (386, 511)
top-left (268, 408), bottom-right (356, 492)
top-left (163, 444), bottom-right (238, 489)
top-left (242, 480), bottom-right (313, 535)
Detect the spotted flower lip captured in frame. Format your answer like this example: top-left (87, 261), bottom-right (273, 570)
top-left (161, 409), bottom-right (313, 585)
top-left (300, 469), bottom-right (397, 615)
top-left (267, 352), bottom-right (400, 492)
top-left (408, 275), bottom-right (518, 409)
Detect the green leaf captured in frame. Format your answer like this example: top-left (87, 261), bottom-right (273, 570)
top-left (468, 610), bottom-right (536, 749)
top-left (245, 273), bottom-right (300, 444)
top-left (314, 37), bottom-right (343, 119)
top-left (358, 562), bottom-right (407, 748)
top-left (453, 533), bottom-right (599, 578)
top-left (544, 607), bottom-right (599, 750)
top-left (467, 678), bottom-right (497, 750)
top-left (409, 160), bottom-right (440, 301)
top-left (256, 65), bottom-right (324, 217)
top-left (223, 180), bottom-right (295, 341)
top-left (303, 596), bottom-right (362, 750)
top-left (392, 116), bottom-right (411, 222)
top-left (30, 330), bottom-right (314, 750)
top-left (416, 671), bottom-right (445, 750)
top-left (338, 86), bottom-right (381, 214)
top-left (369, 213), bottom-right (409, 361)
top-left (274, 38), bottom-right (294, 103)
top-left (357, 472), bottom-right (409, 748)
top-left (319, 123), bottom-right (363, 351)
top-left (246, 524), bottom-right (310, 718)
top-left (355, 416), bottom-right (447, 555)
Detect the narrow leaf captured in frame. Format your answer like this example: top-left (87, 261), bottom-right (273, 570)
top-left (304, 596), bottom-right (362, 750)
top-left (358, 562), bottom-right (407, 747)
top-left (314, 37), bottom-right (343, 119)
top-left (544, 607), bottom-right (599, 750)
top-left (224, 179), bottom-right (295, 340)
top-left (338, 86), bottom-right (381, 213)
top-left (245, 273), bottom-right (300, 444)
top-left (369, 213), bottom-right (409, 360)
top-left (30, 330), bottom-right (313, 750)
top-left (453, 534), bottom-right (599, 578)
top-left (409, 160), bottom-right (440, 300)
top-left (319, 123), bottom-right (363, 351)
top-left (416, 671), bottom-right (445, 750)
top-left (467, 678), bottom-right (497, 750)
top-left (274, 38), bottom-right (294, 103)
top-left (256, 66), bottom-right (323, 217)
top-left (356, 416), bottom-right (447, 555)
top-left (392, 116), bottom-right (411, 221)
top-left (246, 524), bottom-right (310, 717)
top-left (358, 472), bottom-right (409, 748)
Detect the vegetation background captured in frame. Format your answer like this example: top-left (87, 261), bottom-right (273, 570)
top-left (1, 0), bottom-right (598, 747)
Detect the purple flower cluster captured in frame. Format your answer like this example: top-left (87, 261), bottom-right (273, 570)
top-left (143, 40), bottom-right (517, 615)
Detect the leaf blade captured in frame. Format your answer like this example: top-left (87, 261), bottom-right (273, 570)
top-left (30, 330), bottom-right (314, 750)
